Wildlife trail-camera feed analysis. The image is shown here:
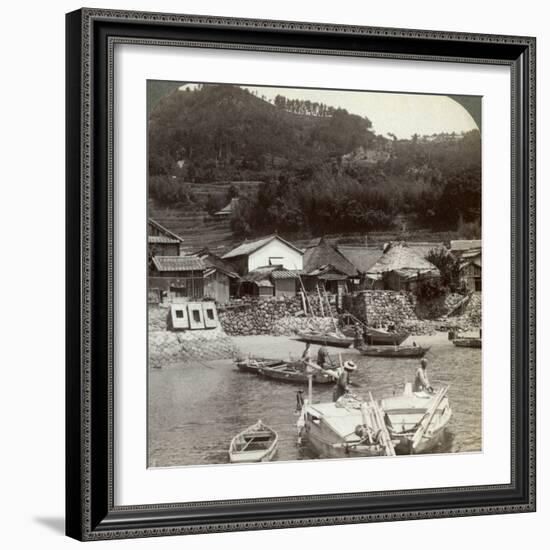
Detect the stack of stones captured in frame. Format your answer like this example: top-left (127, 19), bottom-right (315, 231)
top-left (148, 304), bottom-right (239, 367)
top-left (218, 295), bottom-right (336, 336)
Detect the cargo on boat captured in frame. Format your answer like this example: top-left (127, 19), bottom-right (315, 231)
top-left (296, 394), bottom-right (396, 458)
top-left (359, 345), bottom-right (430, 358)
top-left (228, 420), bottom-right (278, 463)
top-left (380, 384), bottom-right (452, 454)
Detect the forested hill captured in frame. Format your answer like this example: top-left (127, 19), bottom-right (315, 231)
top-left (148, 83), bottom-right (375, 180)
top-left (148, 84), bottom-right (481, 240)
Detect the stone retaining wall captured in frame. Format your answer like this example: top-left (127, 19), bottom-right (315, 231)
top-left (148, 304), bottom-right (239, 367)
top-left (218, 295), bottom-right (335, 336)
top-left (343, 290), bottom-right (482, 335)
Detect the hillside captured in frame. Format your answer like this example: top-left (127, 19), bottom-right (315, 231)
top-left (148, 83), bottom-right (481, 243)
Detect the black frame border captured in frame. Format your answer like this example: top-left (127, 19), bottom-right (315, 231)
top-left (66, 8), bottom-right (536, 541)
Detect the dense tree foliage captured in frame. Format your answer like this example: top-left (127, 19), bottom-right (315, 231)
top-left (148, 84), bottom-right (481, 237)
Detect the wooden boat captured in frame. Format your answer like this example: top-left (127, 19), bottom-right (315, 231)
top-left (365, 328), bottom-right (409, 346)
top-left (259, 362), bottom-right (335, 385)
top-left (359, 345), bottom-right (430, 358)
top-left (228, 420), bottom-right (278, 463)
top-left (453, 337), bottom-right (482, 348)
top-left (380, 384), bottom-right (452, 454)
top-left (294, 330), bottom-right (354, 348)
top-left (296, 395), bottom-right (396, 458)
top-left (236, 357), bottom-right (286, 374)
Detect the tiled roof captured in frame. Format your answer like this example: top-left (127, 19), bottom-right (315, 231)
top-left (270, 270), bottom-right (304, 279)
top-left (337, 245), bottom-right (384, 273)
top-left (148, 235), bottom-right (180, 244)
top-left (241, 265), bottom-right (280, 283)
top-left (303, 238), bottom-right (358, 277)
top-left (214, 197), bottom-right (240, 216)
top-left (152, 256), bottom-right (206, 272)
top-left (147, 218), bottom-right (184, 241)
top-left (223, 234), bottom-right (303, 259)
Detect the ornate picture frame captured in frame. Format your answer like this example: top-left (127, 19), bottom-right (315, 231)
top-left (66, 8), bottom-right (536, 541)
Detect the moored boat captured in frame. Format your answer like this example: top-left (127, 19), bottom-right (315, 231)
top-left (359, 345), bottom-right (430, 358)
top-left (296, 394), bottom-right (396, 458)
top-left (365, 328), bottom-right (409, 346)
top-left (228, 420), bottom-right (278, 463)
top-left (294, 330), bottom-right (354, 348)
top-left (259, 362), bottom-right (336, 385)
top-left (236, 357), bottom-right (286, 374)
top-left (453, 337), bottom-right (482, 348)
top-left (380, 384), bottom-right (452, 454)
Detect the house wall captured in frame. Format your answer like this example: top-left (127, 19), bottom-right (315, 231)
top-left (274, 278), bottom-right (296, 297)
top-left (459, 263), bottom-right (482, 292)
top-left (204, 271), bottom-right (230, 304)
top-left (148, 242), bottom-right (180, 257)
top-left (148, 273), bottom-right (204, 300)
top-left (248, 240), bottom-right (303, 272)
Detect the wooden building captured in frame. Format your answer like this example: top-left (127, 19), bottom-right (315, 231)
top-left (222, 234), bottom-right (304, 275)
top-left (366, 242), bottom-right (440, 291)
top-left (149, 256), bottom-right (206, 300)
top-left (148, 218), bottom-right (183, 258)
top-left (193, 249), bottom-right (240, 304)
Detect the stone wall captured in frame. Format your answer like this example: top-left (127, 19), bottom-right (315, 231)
top-left (218, 295), bottom-right (336, 336)
top-left (343, 290), bottom-right (481, 335)
top-left (148, 304), bottom-right (239, 367)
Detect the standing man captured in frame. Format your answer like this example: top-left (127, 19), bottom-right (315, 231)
top-left (301, 342), bottom-right (312, 363)
top-left (413, 358), bottom-right (434, 393)
top-left (332, 361), bottom-right (357, 402)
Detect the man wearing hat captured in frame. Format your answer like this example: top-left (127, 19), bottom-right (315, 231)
top-left (332, 360), bottom-right (357, 402)
top-left (413, 358), bottom-right (434, 393)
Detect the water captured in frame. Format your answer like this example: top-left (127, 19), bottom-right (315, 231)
top-left (148, 338), bottom-right (481, 467)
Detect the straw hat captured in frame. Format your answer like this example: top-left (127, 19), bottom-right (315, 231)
top-left (344, 360), bottom-right (357, 372)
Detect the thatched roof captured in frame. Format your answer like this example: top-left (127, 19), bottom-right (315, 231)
top-left (367, 242), bottom-right (440, 279)
top-left (337, 245), bottom-right (384, 273)
top-left (303, 238), bottom-right (358, 277)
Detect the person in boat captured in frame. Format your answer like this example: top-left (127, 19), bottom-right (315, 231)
top-left (413, 358), bottom-right (434, 393)
top-left (317, 344), bottom-right (333, 370)
top-left (332, 360), bottom-right (357, 402)
top-left (353, 324), bottom-right (364, 349)
top-left (301, 342), bottom-right (313, 363)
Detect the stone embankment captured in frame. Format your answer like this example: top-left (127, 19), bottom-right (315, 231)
top-left (343, 290), bottom-right (482, 335)
top-left (148, 304), bottom-right (239, 367)
top-left (218, 295), bottom-right (335, 336)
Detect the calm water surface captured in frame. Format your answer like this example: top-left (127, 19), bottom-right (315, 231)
top-left (149, 338), bottom-right (481, 467)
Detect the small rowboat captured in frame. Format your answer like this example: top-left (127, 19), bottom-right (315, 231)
top-left (365, 328), bottom-right (409, 346)
top-left (259, 362), bottom-right (336, 385)
top-left (453, 338), bottom-right (482, 348)
top-left (380, 384), bottom-right (452, 454)
top-left (228, 420), bottom-right (278, 463)
top-left (294, 330), bottom-right (354, 348)
top-left (236, 357), bottom-right (286, 374)
top-left (359, 346), bottom-right (430, 358)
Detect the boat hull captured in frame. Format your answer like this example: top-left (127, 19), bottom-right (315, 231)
top-left (294, 332), bottom-right (354, 348)
top-left (228, 421), bottom-right (279, 463)
top-left (236, 358), bottom-right (285, 374)
top-left (260, 363), bottom-right (335, 384)
top-left (453, 338), bottom-right (482, 348)
top-left (360, 346), bottom-right (429, 358)
top-left (365, 331), bottom-right (409, 346)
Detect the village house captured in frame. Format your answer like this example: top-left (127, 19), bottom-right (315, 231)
top-left (149, 256), bottom-right (206, 300)
top-left (302, 238), bottom-right (358, 295)
top-left (336, 245), bottom-right (385, 281)
top-left (213, 197), bottom-right (240, 219)
top-left (236, 265), bottom-right (302, 299)
top-left (450, 240), bottom-right (482, 292)
top-left (191, 249), bottom-right (240, 304)
top-left (148, 218), bottom-right (183, 258)
top-left (365, 242), bottom-right (440, 291)
top-left (222, 234), bottom-right (304, 275)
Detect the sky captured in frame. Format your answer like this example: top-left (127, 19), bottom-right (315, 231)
top-left (179, 83), bottom-right (479, 140)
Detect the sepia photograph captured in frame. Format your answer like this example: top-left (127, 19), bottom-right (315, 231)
top-left (146, 81), bottom-right (482, 467)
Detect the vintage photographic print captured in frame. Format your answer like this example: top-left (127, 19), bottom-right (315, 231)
top-left (147, 82), bottom-right (482, 467)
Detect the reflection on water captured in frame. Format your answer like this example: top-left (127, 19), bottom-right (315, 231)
top-left (148, 340), bottom-right (481, 467)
